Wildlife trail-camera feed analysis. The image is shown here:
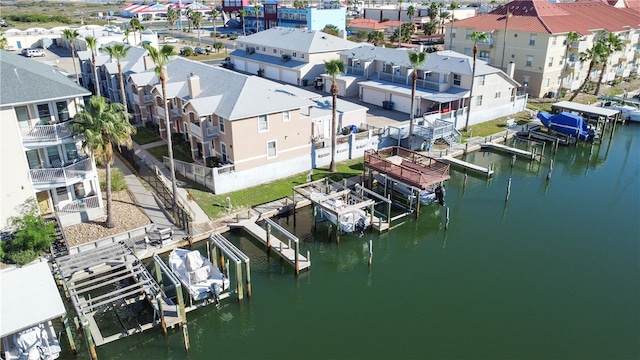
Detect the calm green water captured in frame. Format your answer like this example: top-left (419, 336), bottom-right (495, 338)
top-left (94, 125), bottom-right (639, 359)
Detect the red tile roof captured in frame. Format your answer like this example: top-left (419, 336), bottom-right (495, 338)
top-left (453, 0), bottom-right (640, 35)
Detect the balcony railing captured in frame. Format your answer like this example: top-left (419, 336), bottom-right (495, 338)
top-left (156, 106), bottom-right (181, 119)
top-left (143, 94), bottom-right (153, 104)
top-left (190, 122), bottom-right (202, 138)
top-left (29, 157), bottom-right (94, 186)
top-left (378, 72), bottom-right (408, 84)
top-left (21, 121), bottom-right (74, 143)
top-left (345, 66), bottom-right (365, 76)
top-left (55, 195), bottom-right (100, 214)
top-left (416, 78), bottom-right (448, 92)
top-left (571, 40), bottom-right (588, 52)
top-left (206, 126), bottom-right (219, 139)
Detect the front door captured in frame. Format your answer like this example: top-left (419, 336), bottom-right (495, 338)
top-left (221, 143), bottom-right (227, 163)
top-left (36, 191), bottom-right (52, 214)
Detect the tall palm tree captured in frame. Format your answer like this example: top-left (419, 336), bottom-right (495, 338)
top-left (144, 44), bottom-right (179, 211)
top-left (85, 36), bottom-right (101, 97)
top-left (73, 96), bottom-right (136, 228)
top-left (210, 9), bottom-right (219, 38)
top-left (130, 18), bottom-right (141, 45)
top-left (367, 30), bottom-right (385, 46)
top-left (568, 41), bottom-right (606, 101)
top-left (409, 50), bottom-right (427, 150)
top-left (464, 31), bottom-right (488, 132)
top-left (123, 28), bottom-right (132, 44)
top-left (406, 5), bottom-right (416, 25)
top-left (500, 9), bottom-right (511, 70)
top-left (239, 9), bottom-right (247, 36)
top-left (167, 7), bottom-right (178, 36)
top-left (448, 2), bottom-right (459, 49)
top-left (556, 31), bottom-right (580, 101)
top-left (439, 10), bottom-right (450, 36)
top-left (594, 32), bottom-right (624, 95)
top-left (101, 44), bottom-right (131, 116)
top-left (190, 11), bottom-right (203, 45)
top-left (324, 59), bottom-right (344, 173)
top-left (185, 8), bottom-right (194, 31)
top-left (62, 29), bottom-right (80, 85)
top-left (253, 3), bottom-right (261, 32)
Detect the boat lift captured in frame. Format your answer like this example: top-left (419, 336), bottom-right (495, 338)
top-left (209, 234), bottom-right (251, 299)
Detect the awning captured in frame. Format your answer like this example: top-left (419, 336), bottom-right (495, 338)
top-left (422, 88), bottom-right (469, 103)
top-left (0, 262), bottom-right (66, 337)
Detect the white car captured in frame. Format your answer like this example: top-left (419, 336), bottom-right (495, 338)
top-left (164, 37), bottom-right (179, 43)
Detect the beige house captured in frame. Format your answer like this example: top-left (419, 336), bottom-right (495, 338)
top-left (229, 27), bottom-right (357, 86)
top-left (447, 0), bottom-right (640, 98)
top-left (1, 51), bottom-right (102, 228)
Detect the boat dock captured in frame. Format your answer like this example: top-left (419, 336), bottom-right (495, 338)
top-left (481, 142), bottom-right (536, 160)
top-left (229, 219), bottom-right (311, 273)
top-left (439, 156), bottom-right (494, 177)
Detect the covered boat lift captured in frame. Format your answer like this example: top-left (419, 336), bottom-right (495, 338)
top-left (551, 101), bottom-right (622, 141)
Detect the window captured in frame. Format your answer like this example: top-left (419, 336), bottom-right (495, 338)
top-left (15, 106), bottom-right (29, 130)
top-left (262, 46), bottom-right (266, 51)
top-left (559, 55), bottom-right (565, 66)
top-left (545, 77), bottom-right (550, 87)
top-left (523, 75), bottom-right (530, 86)
top-left (479, 50), bottom-right (489, 59)
top-left (56, 101), bottom-right (70, 122)
top-left (65, 143), bottom-right (78, 161)
top-left (37, 104), bottom-right (51, 121)
top-left (47, 146), bottom-right (60, 165)
top-left (453, 74), bottom-right (461, 86)
top-left (547, 57), bottom-right (553, 67)
top-left (552, 36), bottom-right (557, 45)
top-left (300, 53), bottom-right (305, 59)
top-left (529, 34), bottom-right (536, 46)
top-left (267, 140), bottom-right (277, 158)
top-left (526, 55), bottom-right (533, 67)
top-left (478, 75), bottom-right (485, 86)
top-left (273, 49), bottom-right (277, 54)
top-left (451, 28), bottom-right (456, 38)
top-left (258, 114), bottom-right (268, 131)
top-left (283, 110), bottom-right (290, 122)
top-left (465, 30), bottom-right (473, 39)
top-left (463, 48), bottom-right (471, 56)
top-left (475, 95), bottom-right (483, 106)
top-left (56, 187), bottom-right (69, 202)
top-left (219, 117), bottom-right (225, 133)
top-left (292, 52), bottom-right (297, 58)
top-left (280, 50), bottom-right (284, 54)
top-left (495, 91), bottom-right (501, 98)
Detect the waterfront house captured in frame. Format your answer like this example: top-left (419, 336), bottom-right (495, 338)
top-left (333, 46), bottom-right (525, 128)
top-left (447, 0), bottom-right (640, 98)
top-left (228, 27), bottom-right (357, 86)
top-left (0, 50), bottom-right (103, 228)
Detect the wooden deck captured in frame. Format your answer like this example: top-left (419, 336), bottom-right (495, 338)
top-left (364, 147), bottom-right (450, 190)
top-left (481, 142), bottom-right (535, 160)
top-left (230, 220), bottom-right (311, 271)
top-left (439, 156), bottom-right (494, 177)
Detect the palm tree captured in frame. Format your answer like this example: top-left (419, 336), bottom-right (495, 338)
top-left (144, 44), bottom-right (179, 211)
top-left (407, 5), bottom-right (416, 25)
top-left (185, 8), bottom-right (194, 31)
top-left (439, 10), bottom-right (450, 36)
top-left (101, 44), bottom-right (131, 116)
top-left (500, 9), bottom-right (511, 70)
top-left (73, 96), bottom-right (136, 228)
top-left (594, 32), bottom-right (624, 95)
top-left (210, 9), bottom-right (219, 38)
top-left (239, 9), bottom-right (247, 36)
top-left (464, 31), bottom-right (489, 132)
top-left (324, 59), bottom-right (344, 173)
top-left (85, 36), bottom-right (101, 97)
top-left (409, 50), bottom-right (427, 150)
top-left (556, 31), bottom-right (580, 101)
top-left (448, 2), bottom-right (459, 49)
top-left (253, 3), bottom-right (261, 32)
top-left (191, 11), bottom-right (203, 45)
top-left (62, 29), bottom-right (80, 85)
top-left (123, 28), bottom-right (132, 44)
top-left (367, 30), bottom-right (385, 46)
top-left (568, 42), bottom-right (606, 101)
top-left (130, 18), bottom-right (141, 45)
top-left (167, 7), bottom-right (178, 36)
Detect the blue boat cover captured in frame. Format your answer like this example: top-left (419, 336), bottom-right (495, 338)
top-left (537, 111), bottom-right (591, 140)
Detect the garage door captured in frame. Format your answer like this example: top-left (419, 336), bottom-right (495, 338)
top-left (264, 66), bottom-right (279, 80)
top-left (390, 95), bottom-right (412, 115)
top-left (233, 59), bottom-right (245, 72)
top-left (282, 70), bottom-right (298, 85)
top-left (362, 88), bottom-right (386, 108)
top-left (246, 61), bottom-right (260, 75)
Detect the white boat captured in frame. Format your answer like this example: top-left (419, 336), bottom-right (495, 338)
top-left (628, 110), bottom-right (640, 123)
top-left (2, 321), bottom-right (61, 360)
top-left (319, 197), bottom-right (370, 234)
top-left (169, 248), bottom-right (230, 303)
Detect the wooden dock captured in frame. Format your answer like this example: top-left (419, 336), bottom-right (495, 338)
top-left (439, 156), bottom-right (494, 177)
top-left (230, 220), bottom-right (311, 271)
top-left (481, 142), bottom-right (535, 160)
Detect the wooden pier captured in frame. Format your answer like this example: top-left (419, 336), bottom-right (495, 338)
top-left (439, 156), bottom-right (494, 177)
top-left (481, 142), bottom-right (535, 160)
top-left (230, 219), bottom-right (311, 272)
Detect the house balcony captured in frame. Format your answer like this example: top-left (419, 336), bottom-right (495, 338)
top-left (206, 126), bottom-right (219, 139)
top-left (416, 78), bottom-right (448, 92)
top-left (29, 157), bottom-right (95, 190)
top-left (345, 66), bottom-right (365, 76)
top-left (562, 79), bottom-right (581, 90)
top-left (378, 72), bottom-right (408, 85)
top-left (616, 68), bottom-right (631, 77)
top-left (21, 121), bottom-right (74, 146)
top-left (143, 94), bottom-right (153, 104)
top-left (156, 106), bottom-right (182, 120)
top-left (55, 195), bottom-right (101, 215)
top-left (570, 40), bottom-right (588, 52)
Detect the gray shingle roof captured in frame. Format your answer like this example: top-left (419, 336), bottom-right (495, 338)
top-left (238, 27), bottom-right (358, 54)
top-left (0, 50), bottom-right (90, 107)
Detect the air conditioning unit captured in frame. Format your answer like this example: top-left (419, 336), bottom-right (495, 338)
top-left (281, 54), bottom-right (291, 62)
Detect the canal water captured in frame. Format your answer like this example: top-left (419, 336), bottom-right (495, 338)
top-left (93, 124), bottom-right (639, 359)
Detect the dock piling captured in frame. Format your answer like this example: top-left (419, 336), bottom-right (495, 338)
top-left (505, 178), bottom-right (511, 202)
top-left (547, 159), bottom-right (554, 180)
top-left (463, 173), bottom-right (468, 187)
top-left (368, 240), bottom-right (373, 267)
top-left (445, 207), bottom-right (450, 230)
top-left (182, 324), bottom-right (190, 352)
top-left (511, 154), bottom-right (516, 167)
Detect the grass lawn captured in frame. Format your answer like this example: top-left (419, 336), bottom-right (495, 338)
top-left (131, 127), bottom-right (161, 145)
top-left (188, 159), bottom-right (364, 219)
top-left (458, 111), bottom-right (532, 139)
top-left (146, 145), bottom-right (194, 163)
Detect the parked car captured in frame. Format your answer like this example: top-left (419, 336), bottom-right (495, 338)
top-left (22, 49), bottom-right (46, 57)
top-left (164, 37), bottom-right (179, 43)
top-left (193, 47), bottom-right (207, 55)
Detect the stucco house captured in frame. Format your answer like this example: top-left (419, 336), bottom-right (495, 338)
top-left (448, 0), bottom-right (640, 98)
top-left (0, 51), bottom-right (103, 228)
top-left (331, 46), bottom-right (526, 129)
top-left (228, 27), bottom-right (358, 86)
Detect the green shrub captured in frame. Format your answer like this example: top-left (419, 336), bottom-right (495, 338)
top-left (5, 249), bottom-right (38, 266)
top-left (182, 47), bottom-right (193, 56)
top-left (2, 199), bottom-right (56, 265)
top-left (99, 167), bottom-right (127, 192)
